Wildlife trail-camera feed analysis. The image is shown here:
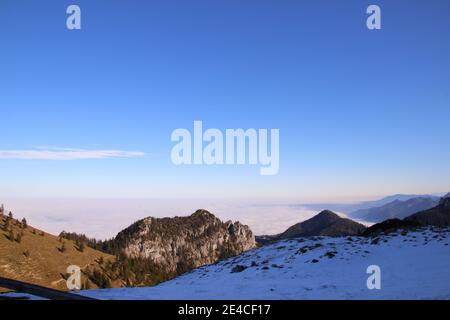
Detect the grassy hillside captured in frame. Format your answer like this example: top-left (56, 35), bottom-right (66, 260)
top-left (0, 211), bottom-right (117, 291)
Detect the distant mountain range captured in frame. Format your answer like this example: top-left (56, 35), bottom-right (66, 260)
top-left (300, 194), bottom-right (441, 215)
top-left (348, 196), bottom-right (440, 222)
top-left (362, 194), bottom-right (450, 236)
top-left (405, 196), bottom-right (450, 227)
top-left (260, 193), bottom-right (450, 242)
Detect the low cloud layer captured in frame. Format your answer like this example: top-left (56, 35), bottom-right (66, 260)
top-left (0, 148), bottom-right (145, 160)
top-left (1, 198), bottom-right (320, 239)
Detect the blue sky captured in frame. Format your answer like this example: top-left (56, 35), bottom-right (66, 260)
top-left (1, 0), bottom-right (450, 202)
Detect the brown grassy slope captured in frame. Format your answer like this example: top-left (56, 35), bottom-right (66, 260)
top-left (0, 214), bottom-right (116, 291)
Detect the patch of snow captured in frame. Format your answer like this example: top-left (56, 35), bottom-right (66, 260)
top-left (78, 227), bottom-right (450, 300)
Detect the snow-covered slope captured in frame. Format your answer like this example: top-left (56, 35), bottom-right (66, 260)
top-left (79, 227), bottom-right (450, 300)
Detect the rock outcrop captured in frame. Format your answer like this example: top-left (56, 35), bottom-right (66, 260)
top-left (112, 210), bottom-right (256, 274)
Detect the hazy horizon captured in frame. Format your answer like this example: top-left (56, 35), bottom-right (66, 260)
top-left (1, 191), bottom-right (448, 239)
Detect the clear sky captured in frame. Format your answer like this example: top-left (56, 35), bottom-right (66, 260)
top-left (1, 0), bottom-right (450, 202)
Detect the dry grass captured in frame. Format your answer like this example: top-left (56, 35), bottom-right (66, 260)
top-left (0, 213), bottom-right (115, 291)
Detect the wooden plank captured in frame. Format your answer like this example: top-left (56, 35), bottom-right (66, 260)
top-left (0, 277), bottom-right (96, 300)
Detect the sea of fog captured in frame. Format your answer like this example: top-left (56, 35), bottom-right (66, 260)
top-left (0, 198), bottom-right (343, 239)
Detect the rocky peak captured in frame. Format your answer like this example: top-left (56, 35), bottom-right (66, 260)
top-left (112, 210), bottom-right (256, 274)
top-left (191, 209), bottom-right (216, 219)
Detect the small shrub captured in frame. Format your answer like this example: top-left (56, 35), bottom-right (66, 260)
top-left (59, 242), bottom-right (67, 253)
top-left (76, 242), bottom-right (85, 252)
top-left (231, 265), bottom-right (247, 273)
top-left (15, 232), bottom-right (22, 243)
top-left (8, 229), bottom-right (14, 241)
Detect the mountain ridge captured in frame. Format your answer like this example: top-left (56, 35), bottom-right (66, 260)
top-left (348, 197), bottom-right (440, 222)
top-left (257, 210), bottom-right (366, 244)
top-left (405, 196), bottom-right (450, 227)
top-left (105, 209), bottom-right (256, 275)
top-left (300, 194), bottom-right (439, 214)
top-left (363, 194), bottom-right (450, 236)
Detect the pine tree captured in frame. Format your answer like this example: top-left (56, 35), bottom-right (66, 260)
top-left (21, 218), bottom-right (27, 229)
top-left (8, 229), bottom-right (14, 242)
top-left (0, 204), bottom-right (4, 215)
